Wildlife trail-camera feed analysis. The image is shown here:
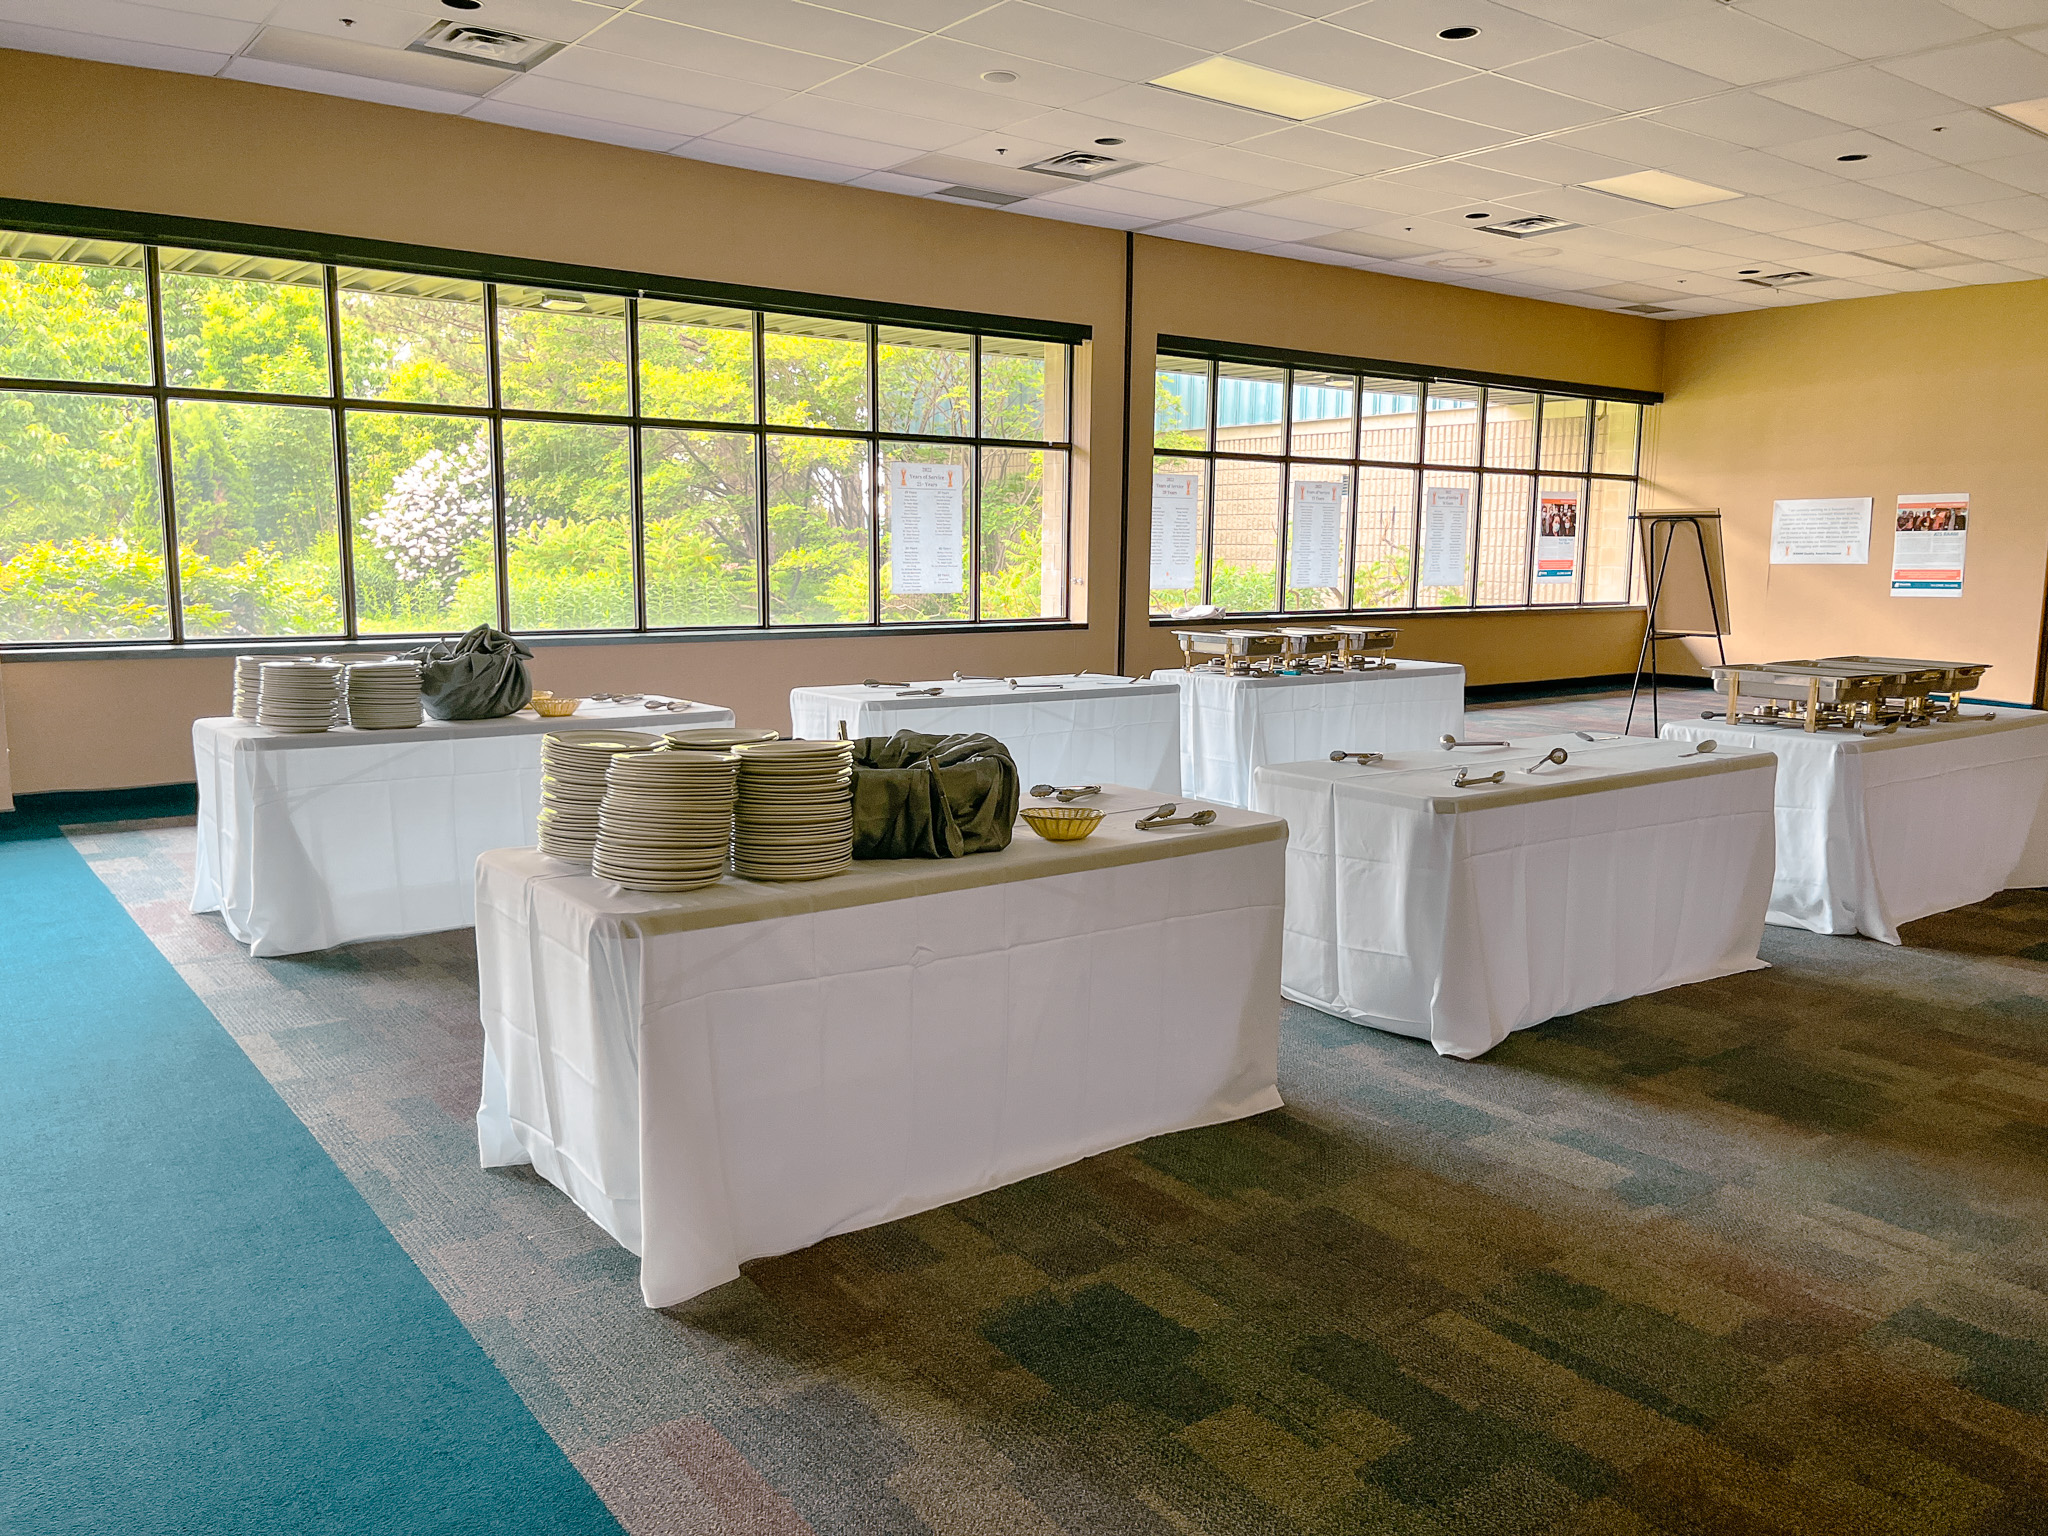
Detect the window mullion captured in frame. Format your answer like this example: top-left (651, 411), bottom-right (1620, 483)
top-left (483, 283), bottom-right (510, 633)
top-left (867, 323), bottom-right (880, 627)
top-left (625, 296), bottom-right (647, 634)
top-left (969, 335), bottom-right (982, 623)
top-left (323, 265), bottom-right (358, 641)
top-left (752, 311), bottom-right (768, 630)
top-left (143, 246), bottom-right (184, 644)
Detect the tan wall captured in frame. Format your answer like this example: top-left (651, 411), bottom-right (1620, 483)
top-left (1650, 282), bottom-right (2048, 704)
top-left (2, 49), bottom-right (1659, 794)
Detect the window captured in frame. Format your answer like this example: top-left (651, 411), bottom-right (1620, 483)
top-left (1150, 343), bottom-right (1652, 617)
top-left (0, 224), bottom-right (1077, 646)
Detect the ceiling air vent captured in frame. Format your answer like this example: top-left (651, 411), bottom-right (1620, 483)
top-left (1740, 270), bottom-right (1822, 288)
top-left (1480, 214), bottom-right (1581, 238)
top-left (1616, 303), bottom-right (1677, 314)
top-left (407, 20), bottom-right (563, 71)
top-left (1021, 151), bottom-right (1139, 182)
top-left (933, 185), bottom-right (1029, 206)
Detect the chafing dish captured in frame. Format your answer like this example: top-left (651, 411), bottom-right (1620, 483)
top-left (1173, 624), bottom-right (1401, 676)
top-left (1708, 655), bottom-right (1991, 732)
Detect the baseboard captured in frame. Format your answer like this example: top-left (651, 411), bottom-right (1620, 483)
top-left (1465, 673), bottom-right (1712, 705)
top-left (3, 783), bottom-right (199, 824)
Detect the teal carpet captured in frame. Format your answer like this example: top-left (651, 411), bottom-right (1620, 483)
top-left (0, 801), bottom-right (623, 1536)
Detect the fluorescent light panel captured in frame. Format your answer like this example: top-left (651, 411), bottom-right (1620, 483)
top-left (1149, 57), bottom-right (1371, 121)
top-left (1582, 170), bottom-right (1741, 209)
top-left (1991, 97), bottom-right (2048, 136)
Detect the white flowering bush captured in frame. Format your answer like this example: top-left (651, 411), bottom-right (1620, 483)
top-left (361, 434), bottom-right (496, 598)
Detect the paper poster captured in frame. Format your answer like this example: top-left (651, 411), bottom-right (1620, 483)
top-left (1150, 472), bottom-right (1200, 587)
top-left (885, 462), bottom-right (964, 595)
top-left (1771, 497), bottom-right (1871, 563)
top-left (1536, 493), bottom-right (1578, 584)
top-left (1419, 485), bottom-right (1469, 589)
top-left (1890, 492), bottom-right (1967, 598)
top-left (1288, 479), bottom-right (1346, 589)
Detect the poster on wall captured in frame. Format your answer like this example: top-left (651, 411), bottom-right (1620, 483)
top-left (1535, 493), bottom-right (1579, 585)
top-left (1288, 479), bottom-right (1346, 590)
top-left (885, 462), bottom-right (964, 595)
top-left (1419, 486), bottom-right (1469, 589)
top-left (1770, 497), bottom-right (1871, 563)
top-left (1890, 492), bottom-right (1968, 598)
top-left (1149, 473), bottom-right (1201, 588)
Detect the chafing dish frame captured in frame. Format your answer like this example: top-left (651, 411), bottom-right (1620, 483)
top-left (1174, 624), bottom-right (1401, 676)
top-left (1709, 656), bottom-right (1991, 732)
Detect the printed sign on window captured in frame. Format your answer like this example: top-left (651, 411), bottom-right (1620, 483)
top-left (886, 462), bottom-right (964, 595)
top-left (1288, 479), bottom-right (1346, 590)
top-left (1419, 485), bottom-right (1469, 589)
top-left (1150, 472), bottom-right (1201, 587)
top-left (1536, 493), bottom-right (1579, 584)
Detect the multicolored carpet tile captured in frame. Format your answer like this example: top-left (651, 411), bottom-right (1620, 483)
top-left (62, 709), bottom-right (2048, 1533)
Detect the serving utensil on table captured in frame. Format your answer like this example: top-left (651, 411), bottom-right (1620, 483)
top-left (1329, 750), bottom-right (1384, 765)
top-left (1521, 747), bottom-right (1570, 774)
top-left (1136, 803), bottom-right (1218, 830)
top-left (1441, 735), bottom-right (1509, 749)
top-left (1030, 784), bottom-right (1101, 801)
top-left (1451, 767), bottom-right (1505, 788)
top-left (1676, 739), bottom-right (1718, 758)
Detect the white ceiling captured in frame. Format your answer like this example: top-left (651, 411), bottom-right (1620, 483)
top-left (12, 0), bottom-right (2048, 316)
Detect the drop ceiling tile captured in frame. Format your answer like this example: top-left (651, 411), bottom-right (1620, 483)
top-left (847, 168), bottom-right (951, 193)
top-left (222, 54), bottom-right (476, 110)
top-left (828, 0), bottom-right (988, 25)
top-left (629, 0), bottom-right (916, 62)
top-left (1068, 82), bottom-right (1279, 142)
top-left (1252, 190), bottom-right (1406, 224)
top-left (1635, 244), bottom-right (1750, 269)
top-left (1026, 0), bottom-right (1305, 54)
top-left (1459, 140), bottom-right (1637, 185)
top-left (998, 107), bottom-right (1207, 163)
top-left (1880, 38), bottom-right (2048, 109)
top-left (1919, 259), bottom-right (2038, 282)
top-left (245, 25), bottom-right (508, 90)
top-left (1685, 198), bottom-right (1831, 233)
top-left (1109, 164), bottom-right (1271, 204)
top-left (1184, 208), bottom-right (1342, 241)
top-left (1773, 181), bottom-right (1925, 219)
top-left (1237, 126), bottom-right (1418, 175)
top-left (1869, 110), bottom-right (2046, 165)
top-left (1770, 220), bottom-right (1898, 251)
top-left (0, 16), bottom-right (232, 73)
top-left (260, 0), bottom-right (443, 51)
top-left (1610, 209), bottom-right (1760, 243)
top-left (1735, 0), bottom-right (1986, 58)
top-left (1234, 22), bottom-right (1475, 97)
top-left (1375, 161), bottom-right (1552, 200)
top-left (1936, 229), bottom-right (2048, 260)
top-left (675, 135), bottom-right (865, 181)
top-left (465, 97), bottom-right (694, 150)
top-left (1322, 0), bottom-right (1589, 70)
top-left (873, 34), bottom-right (1127, 108)
top-left (1650, 91), bottom-right (1848, 149)
top-left (1669, 150), bottom-right (1832, 196)
top-left (1789, 250), bottom-right (1926, 280)
top-left (425, 0), bottom-right (630, 38)
top-left (807, 67), bottom-right (1041, 130)
top-left (758, 91), bottom-right (978, 151)
top-left (936, 128), bottom-right (1067, 166)
top-left (704, 115), bottom-right (926, 169)
top-left (1777, 277), bottom-right (1891, 299)
top-left (1548, 116), bottom-right (1735, 174)
top-left (5, 0), bottom-right (252, 50)
top-left (1864, 164), bottom-right (2025, 206)
top-left (1403, 74), bottom-right (1609, 134)
top-left (1863, 207), bottom-right (2000, 239)
top-left (1613, 11), bottom-right (1852, 86)
top-left (1756, 67), bottom-right (1964, 128)
top-left (1499, 40), bottom-right (1724, 111)
top-left (536, 46), bottom-right (792, 114)
top-left (1769, 130), bottom-right (1942, 179)
top-left (1945, 0), bottom-right (2048, 23)
top-left (1316, 101), bottom-right (1516, 155)
top-left (1550, 225), bottom-right (1689, 258)
top-left (1162, 143), bottom-right (1348, 191)
top-left (889, 150), bottom-right (1057, 192)
top-left (1848, 267), bottom-right (1964, 290)
top-left (1144, 221), bottom-right (1275, 250)
top-left (940, 2), bottom-right (1208, 82)
top-left (1967, 150), bottom-right (2048, 196)
top-left (1947, 193), bottom-right (2048, 230)
top-left (1860, 241), bottom-right (1977, 267)
top-left (1014, 199), bottom-right (1151, 229)
top-left (2000, 251), bottom-right (2048, 274)
top-left (579, 15), bottom-right (845, 90)
top-left (1032, 181), bottom-right (1218, 220)
top-left (1315, 177), bottom-right (1468, 212)
top-left (1299, 228), bottom-right (1441, 258)
top-left (489, 73), bottom-right (736, 135)
top-left (1693, 232), bottom-right (1835, 260)
top-left (121, 0), bottom-right (274, 22)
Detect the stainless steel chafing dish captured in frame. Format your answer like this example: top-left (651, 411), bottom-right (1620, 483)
top-left (1174, 624), bottom-right (1400, 676)
top-left (1707, 655), bottom-right (1991, 732)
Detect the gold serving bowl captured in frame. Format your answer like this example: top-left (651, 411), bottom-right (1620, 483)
top-left (532, 696), bottom-right (582, 717)
top-left (1020, 806), bottom-right (1104, 842)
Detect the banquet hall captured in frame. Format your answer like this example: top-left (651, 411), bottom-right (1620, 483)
top-left (6, 2), bottom-right (2048, 1531)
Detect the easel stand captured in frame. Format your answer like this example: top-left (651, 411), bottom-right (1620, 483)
top-left (1627, 513), bottom-right (1728, 736)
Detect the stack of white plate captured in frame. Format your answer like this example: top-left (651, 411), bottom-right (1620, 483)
top-left (346, 660), bottom-right (424, 730)
top-left (732, 739), bottom-right (855, 882)
top-left (591, 749), bottom-right (738, 892)
top-left (665, 726), bottom-right (781, 751)
top-left (537, 730), bottom-right (663, 866)
top-left (232, 656), bottom-right (265, 720)
top-left (256, 661), bottom-right (342, 733)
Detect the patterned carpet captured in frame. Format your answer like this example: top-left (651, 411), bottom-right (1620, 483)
top-left (60, 694), bottom-right (2048, 1535)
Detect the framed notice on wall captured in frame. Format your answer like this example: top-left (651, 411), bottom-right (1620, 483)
top-left (1771, 497), bottom-right (1871, 563)
top-left (1890, 492), bottom-right (1968, 598)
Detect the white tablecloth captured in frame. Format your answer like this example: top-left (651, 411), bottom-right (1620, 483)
top-left (789, 675), bottom-right (1182, 794)
top-left (191, 698), bottom-right (733, 957)
top-left (1156, 661), bottom-right (1466, 808)
top-left (1253, 734), bottom-right (1777, 1059)
top-left (1661, 711), bottom-right (2048, 943)
top-left (474, 791), bottom-right (1287, 1307)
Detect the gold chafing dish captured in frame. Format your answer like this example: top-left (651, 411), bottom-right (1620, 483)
top-left (1708, 655), bottom-right (1990, 732)
top-left (1174, 625), bottom-right (1400, 676)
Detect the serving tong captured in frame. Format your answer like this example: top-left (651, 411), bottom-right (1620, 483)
top-left (952, 672), bottom-right (1064, 689)
top-left (1451, 767), bottom-right (1505, 788)
top-left (1031, 783), bottom-right (1102, 802)
top-left (1329, 750), bottom-right (1384, 766)
top-left (1136, 803), bottom-right (1218, 830)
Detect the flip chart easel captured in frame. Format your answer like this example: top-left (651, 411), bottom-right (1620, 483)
top-left (1627, 510), bottom-right (1729, 736)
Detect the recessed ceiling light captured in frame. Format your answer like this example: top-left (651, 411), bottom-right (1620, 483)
top-left (1149, 57), bottom-right (1372, 120)
top-left (1429, 256), bottom-right (1495, 270)
top-left (982, 70), bottom-right (1017, 84)
top-left (1582, 170), bottom-right (1741, 208)
top-left (1837, 153), bottom-right (1868, 162)
top-left (1738, 268), bottom-right (1760, 275)
top-left (1438, 26), bottom-right (1480, 40)
top-left (1094, 137), bottom-right (1123, 146)
top-left (1990, 96), bottom-right (2048, 136)
top-left (441, 0), bottom-right (480, 8)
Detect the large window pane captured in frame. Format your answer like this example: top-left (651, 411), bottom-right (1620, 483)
top-left (1417, 470), bottom-right (1476, 606)
top-left (1154, 355), bottom-right (1210, 452)
top-left (1584, 477), bottom-right (1635, 603)
top-left (1540, 396), bottom-right (1591, 474)
top-left (983, 338), bottom-right (1066, 442)
top-left (877, 327), bottom-right (970, 437)
top-left (1591, 399), bottom-right (1641, 476)
top-left (1289, 370), bottom-right (1354, 459)
top-left (1353, 466), bottom-right (1414, 609)
top-left (347, 411), bottom-right (496, 635)
top-left (1211, 457), bottom-right (1280, 613)
top-left (1532, 476), bottom-right (1586, 605)
top-left (1285, 463), bottom-right (1350, 610)
top-left (338, 269), bottom-right (487, 407)
top-left (766, 433), bottom-right (870, 624)
top-left (1482, 388), bottom-right (1537, 470)
top-left (982, 445), bottom-right (1065, 620)
top-left (169, 399), bottom-right (341, 637)
top-left (639, 301), bottom-right (753, 424)
top-left (502, 419), bottom-right (631, 631)
top-left (1359, 378), bottom-right (1420, 464)
top-left (879, 443), bottom-right (970, 623)
top-left (496, 287), bottom-right (627, 415)
top-left (1423, 381), bottom-right (1480, 467)
top-left (161, 250), bottom-right (328, 396)
top-left (1475, 473), bottom-right (1532, 605)
top-left (0, 234), bottom-right (151, 385)
top-left (764, 314), bottom-right (868, 430)
top-left (642, 427), bottom-right (759, 628)
top-left (1214, 360), bottom-right (1284, 457)
top-left (0, 391), bottom-right (166, 641)
top-left (1148, 456), bottom-right (1207, 616)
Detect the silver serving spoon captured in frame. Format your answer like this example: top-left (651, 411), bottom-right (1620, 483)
top-left (1521, 747), bottom-right (1570, 773)
top-left (896, 687), bottom-right (944, 697)
top-left (1441, 734), bottom-right (1510, 750)
top-left (1452, 766), bottom-right (1505, 788)
top-left (863, 678), bottom-right (911, 688)
top-left (1677, 738), bottom-right (1719, 757)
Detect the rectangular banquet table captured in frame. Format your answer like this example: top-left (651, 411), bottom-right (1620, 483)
top-left (1155, 660), bottom-right (1466, 808)
top-left (1253, 734), bottom-right (1778, 1059)
top-left (1660, 710), bottom-right (2048, 943)
top-left (788, 674), bottom-right (1182, 794)
top-left (474, 789), bottom-right (1287, 1308)
top-left (192, 697), bottom-right (734, 957)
